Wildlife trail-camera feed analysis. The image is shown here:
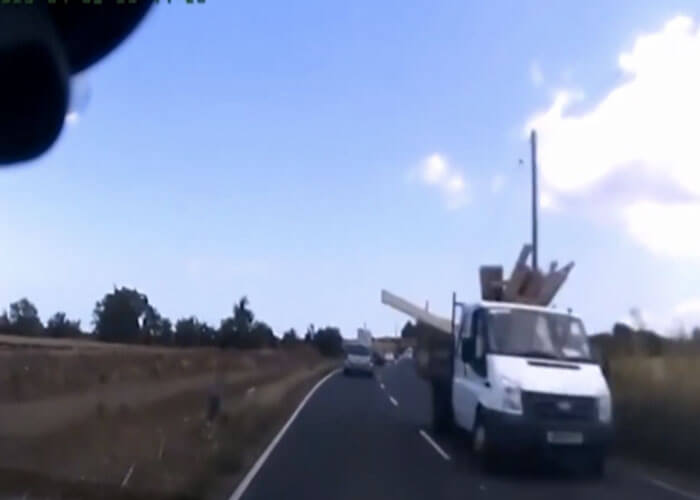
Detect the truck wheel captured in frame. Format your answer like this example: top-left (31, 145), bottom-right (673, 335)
top-left (589, 454), bottom-right (606, 479)
top-left (472, 413), bottom-right (497, 473)
top-left (431, 382), bottom-right (453, 435)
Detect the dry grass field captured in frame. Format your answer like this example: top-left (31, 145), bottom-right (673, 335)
top-left (0, 334), bottom-right (336, 499)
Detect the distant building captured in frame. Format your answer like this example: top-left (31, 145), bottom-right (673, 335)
top-left (357, 327), bottom-right (373, 347)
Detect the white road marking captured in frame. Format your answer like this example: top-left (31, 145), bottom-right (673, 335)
top-left (120, 464), bottom-right (135, 488)
top-left (246, 386), bottom-right (256, 396)
top-left (645, 477), bottom-right (700, 500)
top-left (389, 396), bottom-right (398, 406)
top-left (228, 369), bottom-right (340, 500)
top-left (419, 429), bottom-right (451, 461)
top-left (380, 383), bottom-right (385, 390)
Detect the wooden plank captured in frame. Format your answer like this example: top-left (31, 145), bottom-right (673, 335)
top-left (380, 290), bottom-right (452, 333)
top-left (479, 266), bottom-right (503, 301)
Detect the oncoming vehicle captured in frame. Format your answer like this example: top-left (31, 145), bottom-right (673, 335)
top-left (344, 343), bottom-right (374, 377)
top-left (382, 285), bottom-right (613, 476)
top-left (452, 303), bottom-right (612, 473)
top-left (384, 352), bottom-right (395, 363)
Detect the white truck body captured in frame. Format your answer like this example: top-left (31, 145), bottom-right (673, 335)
top-left (382, 290), bottom-right (613, 471)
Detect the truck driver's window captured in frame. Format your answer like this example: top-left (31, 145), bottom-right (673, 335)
top-left (470, 310), bottom-right (487, 376)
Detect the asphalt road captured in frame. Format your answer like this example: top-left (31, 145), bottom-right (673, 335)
top-left (233, 358), bottom-right (696, 500)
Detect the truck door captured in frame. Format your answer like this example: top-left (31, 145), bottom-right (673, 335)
top-left (453, 308), bottom-right (489, 432)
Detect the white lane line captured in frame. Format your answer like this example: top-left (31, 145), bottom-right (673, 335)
top-left (645, 477), bottom-right (700, 500)
top-left (229, 368), bottom-right (340, 500)
top-left (419, 429), bottom-right (451, 461)
top-left (120, 464), bottom-right (135, 488)
top-left (389, 396), bottom-right (398, 406)
top-left (379, 383), bottom-right (385, 390)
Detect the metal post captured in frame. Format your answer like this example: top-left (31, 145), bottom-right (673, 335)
top-left (530, 130), bottom-right (539, 271)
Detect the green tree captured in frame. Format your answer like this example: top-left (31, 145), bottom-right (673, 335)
top-left (233, 296), bottom-right (254, 336)
top-left (8, 298), bottom-right (43, 336)
top-left (93, 287), bottom-right (150, 343)
top-left (175, 317), bottom-right (201, 347)
top-left (251, 321), bottom-right (277, 348)
top-left (153, 317), bottom-right (174, 345)
top-left (46, 312), bottom-right (82, 338)
top-left (313, 326), bottom-right (343, 357)
top-left (199, 322), bottom-right (218, 346)
top-left (281, 328), bottom-right (299, 347)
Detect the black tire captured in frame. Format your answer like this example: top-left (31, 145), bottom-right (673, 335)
top-left (589, 454), bottom-right (606, 479)
top-left (472, 410), bottom-right (498, 473)
top-left (431, 381), bottom-right (454, 435)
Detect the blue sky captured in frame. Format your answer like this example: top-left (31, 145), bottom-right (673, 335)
top-left (3, 0), bottom-right (700, 337)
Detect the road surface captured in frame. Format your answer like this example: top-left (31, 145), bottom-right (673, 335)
top-left (232, 358), bottom-right (697, 500)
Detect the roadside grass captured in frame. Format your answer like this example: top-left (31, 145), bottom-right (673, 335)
top-left (0, 346), bottom-right (336, 500)
top-left (610, 355), bottom-right (700, 473)
top-left (192, 362), bottom-right (337, 499)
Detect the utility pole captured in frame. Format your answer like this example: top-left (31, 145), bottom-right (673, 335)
top-left (530, 129), bottom-right (539, 271)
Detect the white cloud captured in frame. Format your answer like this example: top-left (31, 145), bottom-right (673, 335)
top-left (673, 298), bottom-right (700, 330)
top-left (530, 61), bottom-right (544, 87)
top-left (413, 153), bottom-right (469, 210)
top-left (490, 174), bottom-right (506, 194)
top-left (525, 15), bottom-right (700, 257)
top-left (539, 190), bottom-right (559, 211)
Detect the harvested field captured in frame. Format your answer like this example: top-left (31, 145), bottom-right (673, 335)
top-left (0, 334), bottom-right (337, 499)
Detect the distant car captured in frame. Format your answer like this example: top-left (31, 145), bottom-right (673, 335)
top-left (343, 343), bottom-right (374, 377)
top-left (372, 351), bottom-right (386, 366)
top-left (404, 347), bottom-right (413, 359)
top-left (384, 352), bottom-right (395, 363)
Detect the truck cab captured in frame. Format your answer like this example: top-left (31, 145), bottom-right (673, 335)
top-left (451, 301), bottom-right (613, 472)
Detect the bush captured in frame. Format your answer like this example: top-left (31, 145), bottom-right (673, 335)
top-left (281, 328), bottom-right (300, 347)
top-left (93, 287), bottom-right (150, 343)
top-left (46, 312), bottom-right (82, 338)
top-left (313, 327), bottom-right (343, 357)
top-left (7, 298), bottom-right (43, 336)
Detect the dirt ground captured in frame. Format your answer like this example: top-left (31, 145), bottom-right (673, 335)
top-left (0, 335), bottom-right (335, 499)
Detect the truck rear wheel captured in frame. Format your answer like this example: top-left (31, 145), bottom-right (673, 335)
top-left (431, 381), bottom-right (453, 435)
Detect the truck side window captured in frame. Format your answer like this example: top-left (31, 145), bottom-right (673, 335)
top-left (460, 311), bottom-right (475, 363)
top-left (471, 309), bottom-right (488, 377)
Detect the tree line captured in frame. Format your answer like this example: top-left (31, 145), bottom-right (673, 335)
top-left (0, 287), bottom-right (344, 357)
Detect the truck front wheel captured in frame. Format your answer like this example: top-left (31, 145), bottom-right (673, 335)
top-left (588, 453), bottom-right (607, 478)
top-left (472, 412), bottom-right (498, 473)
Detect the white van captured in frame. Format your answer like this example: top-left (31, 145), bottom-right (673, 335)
top-left (449, 302), bottom-right (613, 473)
top-left (343, 343), bottom-right (374, 377)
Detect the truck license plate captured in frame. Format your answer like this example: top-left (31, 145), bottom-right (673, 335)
top-left (547, 431), bottom-right (583, 445)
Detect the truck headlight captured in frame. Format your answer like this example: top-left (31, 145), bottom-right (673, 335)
top-left (501, 376), bottom-right (523, 415)
top-left (598, 394), bottom-right (612, 423)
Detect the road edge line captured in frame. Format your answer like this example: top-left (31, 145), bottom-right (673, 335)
top-left (389, 396), bottom-right (398, 406)
top-left (228, 368), bottom-right (340, 500)
top-left (419, 429), bottom-right (451, 461)
top-left (645, 477), bottom-right (700, 500)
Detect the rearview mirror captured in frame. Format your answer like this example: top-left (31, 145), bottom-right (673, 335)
top-left (0, 2), bottom-right (152, 165)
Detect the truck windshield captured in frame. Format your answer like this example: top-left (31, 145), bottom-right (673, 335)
top-left (485, 308), bottom-right (592, 361)
top-left (345, 344), bottom-right (370, 356)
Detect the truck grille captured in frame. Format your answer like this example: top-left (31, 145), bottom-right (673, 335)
top-left (522, 391), bottom-right (597, 422)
